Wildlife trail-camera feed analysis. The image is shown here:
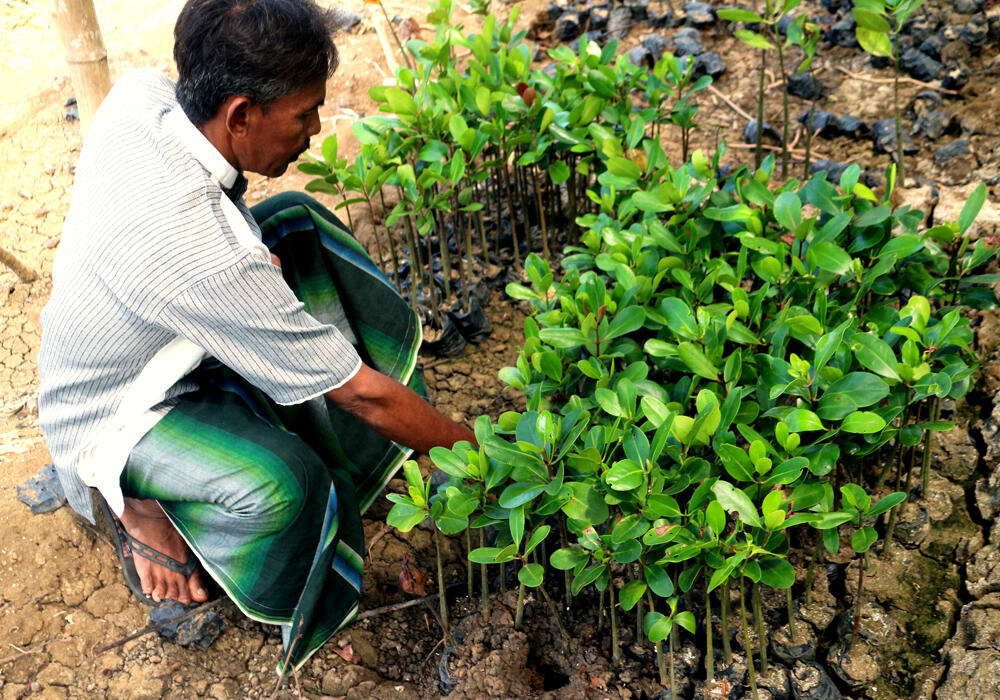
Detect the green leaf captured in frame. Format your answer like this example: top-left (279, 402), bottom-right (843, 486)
top-left (386, 503), bottom-right (426, 532)
top-left (645, 564), bottom-right (675, 597)
top-left (855, 204), bottom-right (892, 227)
top-left (712, 481), bottom-right (762, 528)
top-left (852, 8), bottom-right (890, 32)
top-left (633, 190), bottom-right (672, 213)
top-left (758, 558), bottom-right (796, 588)
top-left (850, 334), bottom-right (901, 381)
top-left (717, 8), bottom-right (763, 21)
top-left (644, 611), bottom-right (673, 643)
top-left (562, 482), bottom-right (610, 525)
top-left (841, 411), bottom-right (888, 434)
top-left (605, 459), bottom-right (645, 491)
top-left (595, 388), bottom-right (625, 417)
top-left (677, 342), bottom-right (719, 380)
top-left (551, 547), bottom-right (589, 570)
top-left (572, 563), bottom-right (607, 595)
top-left (774, 191), bottom-right (802, 231)
top-left (518, 563), bottom-right (545, 587)
top-left (856, 27), bottom-right (893, 57)
top-left (606, 306), bottom-right (646, 340)
top-left (959, 183), bottom-right (987, 234)
top-left (499, 482), bottom-right (547, 508)
top-left (429, 446), bottom-right (473, 478)
top-left (868, 491), bottom-right (906, 516)
top-left (817, 372), bottom-right (891, 420)
top-left (807, 242), bottom-right (853, 276)
top-left (549, 161), bottom-right (571, 185)
top-left (619, 580), bottom-right (647, 611)
top-left (852, 525), bottom-right (878, 553)
top-left (784, 409), bottom-right (825, 432)
top-left (510, 505), bottom-right (525, 546)
top-left (674, 610), bottom-right (696, 634)
top-left (734, 29), bottom-right (775, 50)
top-left (706, 500), bottom-right (726, 537)
top-left (468, 546), bottom-right (503, 564)
top-left (539, 327), bottom-right (588, 348)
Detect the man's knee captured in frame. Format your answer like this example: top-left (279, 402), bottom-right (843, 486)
top-left (225, 446), bottom-right (326, 535)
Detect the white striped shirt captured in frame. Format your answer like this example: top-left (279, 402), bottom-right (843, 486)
top-left (38, 70), bottom-right (361, 522)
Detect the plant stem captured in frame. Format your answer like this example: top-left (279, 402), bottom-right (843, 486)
top-left (755, 48), bottom-right (767, 169)
top-left (740, 578), bottom-right (760, 700)
top-left (499, 160), bottom-right (520, 268)
top-left (851, 549), bottom-right (866, 648)
top-left (609, 583), bottom-right (622, 665)
top-left (803, 94), bottom-right (817, 179)
top-left (776, 35), bottom-right (790, 178)
top-left (598, 586), bottom-right (605, 631)
top-left (646, 590), bottom-right (668, 687)
top-left (786, 587), bottom-right (797, 642)
top-left (893, 35), bottom-right (906, 186)
top-left (515, 578), bottom-right (527, 630)
top-left (531, 166), bottom-right (551, 260)
top-left (363, 197), bottom-right (388, 276)
top-left (921, 397), bottom-right (941, 495)
top-left (436, 208), bottom-right (452, 300)
top-left (465, 527), bottom-right (474, 597)
top-left (377, 190), bottom-right (400, 291)
top-left (435, 529), bottom-right (449, 638)
top-left (804, 534), bottom-right (824, 606)
top-left (479, 529), bottom-right (489, 620)
top-left (476, 210), bottom-right (489, 266)
top-left (720, 579), bottom-right (732, 664)
top-left (559, 514), bottom-right (572, 605)
top-left (752, 581), bottom-right (767, 674)
top-left (705, 576), bottom-right (715, 682)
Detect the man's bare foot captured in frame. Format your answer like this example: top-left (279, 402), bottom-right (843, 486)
top-left (118, 497), bottom-right (209, 605)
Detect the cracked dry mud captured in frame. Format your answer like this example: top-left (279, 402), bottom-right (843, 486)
top-left (3, 0), bottom-right (1000, 698)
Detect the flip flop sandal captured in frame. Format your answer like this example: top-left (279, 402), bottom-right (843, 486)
top-left (94, 495), bottom-right (198, 605)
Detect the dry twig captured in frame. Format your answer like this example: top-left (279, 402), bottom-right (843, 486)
top-left (833, 65), bottom-right (960, 95)
top-left (707, 85), bottom-right (754, 123)
top-left (92, 598), bottom-right (226, 655)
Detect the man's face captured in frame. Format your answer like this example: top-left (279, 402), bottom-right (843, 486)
top-left (237, 81), bottom-right (326, 178)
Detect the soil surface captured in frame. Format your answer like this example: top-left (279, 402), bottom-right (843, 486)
top-left (2, 0), bottom-right (1000, 698)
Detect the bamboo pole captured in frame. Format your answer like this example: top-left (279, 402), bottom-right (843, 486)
top-left (54, 0), bottom-right (112, 135)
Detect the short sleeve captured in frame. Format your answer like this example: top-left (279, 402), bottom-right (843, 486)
top-left (155, 253), bottom-right (361, 405)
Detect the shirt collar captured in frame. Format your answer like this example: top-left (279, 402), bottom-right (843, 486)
top-left (163, 106), bottom-right (240, 193)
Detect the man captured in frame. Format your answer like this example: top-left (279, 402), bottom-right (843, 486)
top-left (39, 0), bottom-right (473, 668)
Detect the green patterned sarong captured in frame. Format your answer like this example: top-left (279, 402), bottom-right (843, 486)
top-left (121, 192), bottom-right (421, 670)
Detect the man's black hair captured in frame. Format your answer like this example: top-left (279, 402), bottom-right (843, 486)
top-left (174, 0), bottom-right (340, 124)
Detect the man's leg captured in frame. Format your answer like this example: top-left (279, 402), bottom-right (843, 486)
top-left (119, 386), bottom-right (340, 619)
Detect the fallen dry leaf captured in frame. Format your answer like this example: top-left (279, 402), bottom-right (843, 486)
top-left (398, 17), bottom-right (422, 41)
top-left (400, 552), bottom-right (428, 597)
top-left (332, 644), bottom-right (355, 663)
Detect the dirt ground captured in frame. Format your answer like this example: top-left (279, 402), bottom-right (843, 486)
top-left (2, 0), bottom-right (1000, 698)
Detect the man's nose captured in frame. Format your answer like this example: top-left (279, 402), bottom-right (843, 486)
top-left (307, 111), bottom-right (321, 138)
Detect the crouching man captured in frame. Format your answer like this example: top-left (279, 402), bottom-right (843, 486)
top-left (39, 0), bottom-right (473, 668)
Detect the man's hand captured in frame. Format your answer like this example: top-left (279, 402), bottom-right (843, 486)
top-left (270, 253), bottom-right (282, 269)
top-left (326, 364), bottom-right (476, 453)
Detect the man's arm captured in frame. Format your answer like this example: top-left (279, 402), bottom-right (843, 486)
top-left (326, 364), bottom-right (476, 452)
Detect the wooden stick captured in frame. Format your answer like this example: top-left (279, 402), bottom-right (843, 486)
top-left (0, 245), bottom-right (38, 283)
top-left (53, 0), bottom-right (112, 134)
top-left (369, 3), bottom-right (400, 77)
top-left (833, 66), bottom-right (960, 95)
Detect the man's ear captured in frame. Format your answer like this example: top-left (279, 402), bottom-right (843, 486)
top-left (223, 96), bottom-right (253, 138)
